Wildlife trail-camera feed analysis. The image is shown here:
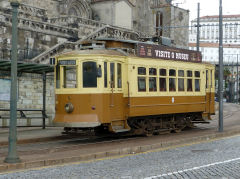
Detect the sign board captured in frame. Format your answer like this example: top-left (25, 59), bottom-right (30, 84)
top-left (137, 43), bottom-right (202, 63)
top-left (58, 60), bottom-right (76, 65)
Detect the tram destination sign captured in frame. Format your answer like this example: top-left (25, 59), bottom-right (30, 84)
top-left (137, 43), bottom-right (202, 63)
top-left (58, 60), bottom-right (76, 65)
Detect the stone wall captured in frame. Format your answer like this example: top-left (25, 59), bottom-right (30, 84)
top-left (0, 72), bottom-right (55, 126)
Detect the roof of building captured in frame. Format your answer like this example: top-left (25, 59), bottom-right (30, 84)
top-left (189, 42), bottom-right (240, 48)
top-left (200, 14), bottom-right (240, 19)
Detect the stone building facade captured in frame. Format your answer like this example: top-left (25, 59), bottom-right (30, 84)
top-left (0, 0), bottom-right (190, 126)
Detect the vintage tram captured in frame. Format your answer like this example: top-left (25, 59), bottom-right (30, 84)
top-left (53, 40), bottom-right (215, 135)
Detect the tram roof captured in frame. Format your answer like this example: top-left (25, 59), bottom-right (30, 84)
top-left (57, 49), bottom-right (131, 58)
top-left (0, 59), bottom-right (54, 74)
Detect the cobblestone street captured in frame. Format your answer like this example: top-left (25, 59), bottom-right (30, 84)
top-left (1, 133), bottom-right (240, 179)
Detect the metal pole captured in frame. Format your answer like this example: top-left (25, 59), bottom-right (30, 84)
top-left (237, 54), bottom-right (239, 103)
top-left (218, 0), bottom-right (224, 132)
top-left (232, 60), bottom-right (234, 103)
top-left (42, 72), bottom-right (46, 129)
top-left (196, 3), bottom-right (200, 51)
top-left (4, 1), bottom-right (21, 163)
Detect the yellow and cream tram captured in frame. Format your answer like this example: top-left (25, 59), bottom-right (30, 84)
top-left (53, 41), bottom-right (215, 135)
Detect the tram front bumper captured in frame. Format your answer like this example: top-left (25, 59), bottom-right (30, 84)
top-left (53, 114), bottom-right (101, 128)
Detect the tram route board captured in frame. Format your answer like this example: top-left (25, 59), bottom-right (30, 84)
top-left (136, 43), bottom-right (202, 63)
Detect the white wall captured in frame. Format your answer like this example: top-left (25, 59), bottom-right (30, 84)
top-left (115, 1), bottom-right (132, 29)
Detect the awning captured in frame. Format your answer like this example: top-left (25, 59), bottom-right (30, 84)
top-left (0, 60), bottom-right (54, 74)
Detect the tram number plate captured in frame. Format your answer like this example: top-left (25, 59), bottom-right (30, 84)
top-left (58, 60), bottom-right (76, 65)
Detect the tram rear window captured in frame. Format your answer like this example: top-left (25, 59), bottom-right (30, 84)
top-left (83, 62), bottom-right (97, 88)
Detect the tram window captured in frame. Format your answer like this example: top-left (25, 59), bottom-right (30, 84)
top-left (159, 78), bottom-right (166, 91)
top-left (138, 67), bottom-right (146, 75)
top-left (178, 70), bottom-right (184, 77)
top-left (138, 77), bottom-right (146, 92)
top-left (104, 62), bottom-right (107, 88)
top-left (206, 70), bottom-right (209, 88)
top-left (117, 63), bottom-right (122, 88)
top-left (149, 68), bottom-right (157, 75)
top-left (63, 66), bottom-right (77, 88)
top-left (110, 63), bottom-right (115, 88)
top-left (160, 69), bottom-right (166, 76)
top-left (169, 78), bottom-right (176, 91)
top-left (56, 64), bottom-right (60, 89)
top-left (149, 77), bottom-right (157, 91)
top-left (169, 69), bottom-right (176, 76)
top-left (195, 79), bottom-right (200, 91)
top-left (187, 79), bottom-right (193, 91)
top-left (178, 78), bottom-right (184, 91)
top-left (195, 71), bottom-right (200, 77)
top-left (187, 70), bottom-right (192, 77)
top-left (210, 70), bottom-right (213, 88)
top-left (83, 62), bottom-right (97, 88)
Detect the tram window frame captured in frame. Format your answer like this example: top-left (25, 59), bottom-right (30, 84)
top-left (110, 63), bottom-right (115, 88)
top-left (187, 70), bottom-right (193, 91)
top-left (178, 70), bottom-right (185, 92)
top-left (138, 67), bottom-right (146, 92)
top-left (169, 69), bottom-right (176, 92)
top-left (82, 61), bottom-right (97, 88)
top-left (62, 65), bottom-right (78, 89)
top-left (117, 63), bottom-right (122, 88)
top-left (159, 68), bottom-right (167, 92)
top-left (104, 62), bottom-right (108, 88)
top-left (195, 70), bottom-right (201, 92)
top-left (149, 68), bottom-right (157, 92)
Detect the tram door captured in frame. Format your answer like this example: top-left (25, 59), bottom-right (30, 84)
top-left (205, 68), bottom-right (214, 115)
top-left (109, 62), bottom-right (128, 132)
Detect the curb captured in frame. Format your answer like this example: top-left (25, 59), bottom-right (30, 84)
top-left (1, 129), bottom-right (240, 173)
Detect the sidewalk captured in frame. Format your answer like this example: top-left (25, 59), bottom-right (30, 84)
top-left (0, 127), bottom-right (64, 146)
top-left (0, 103), bottom-right (239, 173)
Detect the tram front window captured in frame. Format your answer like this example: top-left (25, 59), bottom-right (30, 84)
top-left (83, 62), bottom-right (97, 88)
top-left (63, 66), bottom-right (77, 88)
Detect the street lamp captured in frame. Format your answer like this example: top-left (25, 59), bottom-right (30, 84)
top-left (4, 0), bottom-right (21, 163)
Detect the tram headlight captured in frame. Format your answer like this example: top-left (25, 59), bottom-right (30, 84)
top-left (65, 103), bottom-right (74, 113)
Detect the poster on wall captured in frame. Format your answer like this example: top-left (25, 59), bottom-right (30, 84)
top-left (0, 79), bottom-right (11, 101)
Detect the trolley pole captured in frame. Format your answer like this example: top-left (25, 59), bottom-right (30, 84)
top-left (196, 3), bottom-right (200, 51)
top-left (4, 0), bottom-right (21, 163)
top-left (218, 0), bottom-right (224, 132)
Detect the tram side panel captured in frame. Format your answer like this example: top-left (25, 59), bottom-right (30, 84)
top-left (126, 57), bottom-right (211, 119)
